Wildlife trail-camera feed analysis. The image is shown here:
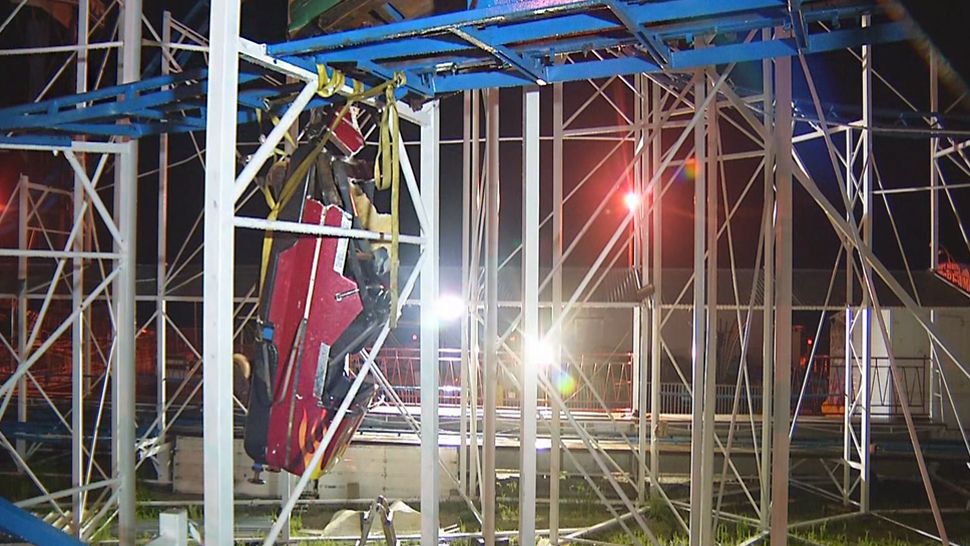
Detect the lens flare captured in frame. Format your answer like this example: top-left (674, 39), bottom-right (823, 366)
top-left (678, 157), bottom-right (698, 183)
top-left (555, 371), bottom-right (577, 397)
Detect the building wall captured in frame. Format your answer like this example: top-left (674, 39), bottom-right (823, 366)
top-left (930, 309), bottom-right (970, 431)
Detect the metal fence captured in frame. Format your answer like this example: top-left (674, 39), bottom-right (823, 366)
top-left (361, 349), bottom-right (929, 418)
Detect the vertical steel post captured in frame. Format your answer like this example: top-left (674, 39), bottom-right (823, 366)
top-left (700, 68), bottom-right (719, 546)
top-left (649, 78), bottom-right (663, 501)
top-left (843, 127), bottom-right (854, 509)
top-left (114, 145), bottom-right (138, 546)
top-left (72, 1), bottom-right (88, 531)
top-left (72, 175), bottom-right (85, 536)
top-left (155, 9), bottom-right (172, 485)
top-left (420, 101), bottom-right (441, 546)
top-left (858, 15), bottom-right (874, 513)
top-left (483, 88), bottom-right (500, 546)
top-left (469, 89), bottom-right (481, 500)
top-left (16, 175), bottom-right (26, 464)
top-left (635, 73), bottom-right (649, 505)
top-left (769, 31), bottom-right (793, 546)
top-left (633, 305), bottom-right (644, 498)
top-left (759, 41), bottom-right (775, 531)
top-left (115, 0), bottom-right (141, 541)
top-left (203, 0), bottom-right (240, 542)
top-left (460, 91), bottom-right (471, 498)
top-left (688, 69), bottom-right (708, 546)
top-left (519, 85), bottom-right (540, 546)
top-left (550, 80), bottom-right (563, 545)
top-left (928, 51), bottom-right (940, 423)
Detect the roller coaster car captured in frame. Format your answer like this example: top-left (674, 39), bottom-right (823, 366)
top-left (243, 116), bottom-right (390, 480)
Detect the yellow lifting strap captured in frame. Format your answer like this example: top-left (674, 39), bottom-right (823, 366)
top-left (257, 67), bottom-right (407, 331)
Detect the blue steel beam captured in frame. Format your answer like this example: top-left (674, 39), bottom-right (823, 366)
top-left (0, 0), bottom-right (912, 140)
top-left (433, 21), bottom-right (909, 92)
top-left (0, 497), bottom-right (86, 546)
top-left (281, 0), bottom-right (882, 96)
top-left (603, 0), bottom-right (670, 66)
top-left (450, 26), bottom-right (548, 84)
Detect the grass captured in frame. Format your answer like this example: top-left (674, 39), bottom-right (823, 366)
top-left (2, 454), bottom-right (966, 546)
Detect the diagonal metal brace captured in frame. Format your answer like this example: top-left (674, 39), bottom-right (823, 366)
top-left (450, 26), bottom-right (548, 85)
top-left (603, 0), bottom-right (670, 67)
top-left (788, 0), bottom-right (809, 49)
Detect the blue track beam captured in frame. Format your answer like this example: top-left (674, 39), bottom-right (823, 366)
top-left (0, 497), bottom-right (87, 546)
top-left (0, 0), bottom-right (915, 140)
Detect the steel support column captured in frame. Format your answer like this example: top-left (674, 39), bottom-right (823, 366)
top-left (16, 176), bottom-right (26, 464)
top-left (928, 51), bottom-right (940, 423)
top-left (649, 78), bottom-right (663, 501)
top-left (769, 31), bottom-right (792, 546)
top-left (700, 67), bottom-right (719, 546)
top-left (71, 1), bottom-right (89, 517)
top-left (459, 91), bottom-right (471, 499)
top-left (70, 8), bottom-right (89, 532)
top-left (634, 73), bottom-right (649, 506)
top-left (202, 0), bottom-right (240, 542)
top-left (688, 68), bottom-right (708, 546)
top-left (482, 88), bottom-right (500, 546)
top-left (519, 85), bottom-right (540, 546)
top-left (858, 16), bottom-right (874, 513)
top-left (420, 101), bottom-right (441, 546)
top-left (469, 89), bottom-right (482, 502)
top-left (114, 0), bottom-right (141, 541)
top-left (154, 9), bottom-right (172, 486)
top-left (71, 151), bottom-right (85, 537)
top-left (549, 79), bottom-right (563, 546)
top-left (759, 38), bottom-right (775, 531)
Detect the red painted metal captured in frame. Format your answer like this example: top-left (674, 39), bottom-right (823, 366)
top-left (264, 200), bottom-right (364, 477)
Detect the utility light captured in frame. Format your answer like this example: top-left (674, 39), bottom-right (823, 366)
top-left (434, 293), bottom-right (465, 322)
top-left (527, 337), bottom-right (558, 370)
top-left (624, 192), bottom-right (640, 211)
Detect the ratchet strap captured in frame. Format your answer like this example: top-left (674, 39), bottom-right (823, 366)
top-left (257, 67), bottom-right (407, 326)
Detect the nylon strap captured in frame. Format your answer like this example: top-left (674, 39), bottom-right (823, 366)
top-left (257, 66), bottom-right (407, 326)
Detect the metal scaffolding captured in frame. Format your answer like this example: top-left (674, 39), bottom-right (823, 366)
top-left (0, 1), bottom-right (967, 546)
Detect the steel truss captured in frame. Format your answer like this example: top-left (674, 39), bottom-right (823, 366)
top-left (0, 1), bottom-right (967, 546)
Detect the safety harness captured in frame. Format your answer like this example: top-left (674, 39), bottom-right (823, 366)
top-left (257, 66), bottom-right (405, 326)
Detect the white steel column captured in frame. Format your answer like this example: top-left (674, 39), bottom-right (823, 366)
top-left (72, 0), bottom-right (89, 515)
top-left (202, 0), bottom-right (240, 542)
top-left (114, 143), bottom-right (138, 546)
top-left (420, 101), bottom-right (441, 546)
top-left (842, 114), bottom-right (856, 510)
top-left (688, 68), bottom-right (708, 546)
top-left (649, 78), bottom-right (663, 500)
top-left (115, 0), bottom-right (141, 541)
top-left (459, 91), bottom-right (471, 498)
top-left (549, 80), bottom-right (563, 545)
top-left (759, 37), bottom-right (775, 531)
top-left (769, 33), bottom-right (792, 546)
top-left (16, 176), bottom-right (26, 463)
top-left (700, 68), bottom-right (718, 546)
top-left (70, 9), bottom-right (89, 529)
top-left (72, 160), bottom-right (85, 535)
top-left (519, 86), bottom-right (540, 546)
top-left (482, 88), bottom-right (500, 546)
top-left (928, 51), bottom-right (940, 423)
top-left (858, 16), bottom-right (874, 513)
top-left (155, 9), bottom-right (172, 485)
top-left (468, 89), bottom-right (482, 501)
top-left (634, 73), bottom-right (649, 505)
